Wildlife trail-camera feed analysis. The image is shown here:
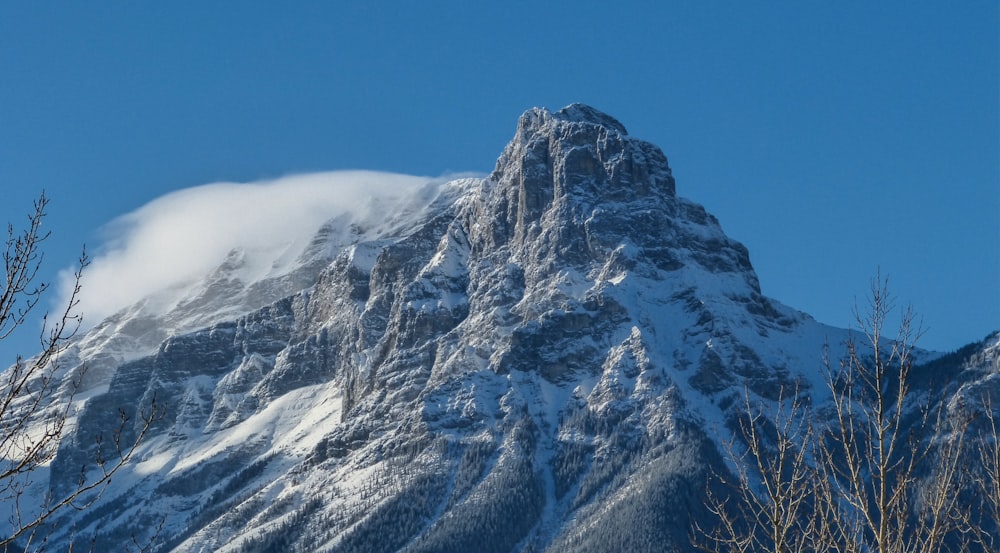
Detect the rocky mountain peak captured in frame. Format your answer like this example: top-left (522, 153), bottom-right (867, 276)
top-left (491, 104), bottom-right (676, 202)
top-left (550, 103), bottom-right (629, 134)
top-left (473, 104), bottom-right (684, 271)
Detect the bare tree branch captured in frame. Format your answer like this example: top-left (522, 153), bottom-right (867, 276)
top-left (695, 385), bottom-right (818, 553)
top-left (0, 194), bottom-right (154, 551)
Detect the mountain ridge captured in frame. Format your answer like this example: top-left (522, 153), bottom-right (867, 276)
top-left (8, 104), bottom-right (990, 552)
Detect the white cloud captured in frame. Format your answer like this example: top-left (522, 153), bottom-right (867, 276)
top-left (58, 170), bottom-right (457, 326)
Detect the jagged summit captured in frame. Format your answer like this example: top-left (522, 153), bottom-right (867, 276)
top-left (551, 103), bottom-right (629, 134)
top-left (492, 103), bottom-right (675, 200)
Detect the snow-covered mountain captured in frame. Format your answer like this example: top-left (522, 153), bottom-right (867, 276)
top-left (14, 104), bottom-right (994, 552)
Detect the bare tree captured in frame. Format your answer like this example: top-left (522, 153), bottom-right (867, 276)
top-left (970, 395), bottom-right (1000, 549)
top-left (816, 274), bottom-right (968, 553)
top-left (695, 385), bottom-right (819, 553)
top-left (697, 274), bottom-right (972, 553)
top-left (0, 194), bottom-right (154, 551)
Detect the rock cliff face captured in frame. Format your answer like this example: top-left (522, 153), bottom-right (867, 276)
top-left (18, 105), bottom-right (988, 552)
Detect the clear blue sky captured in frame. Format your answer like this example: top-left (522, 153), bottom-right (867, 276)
top-left (1, 2), bottom-right (997, 361)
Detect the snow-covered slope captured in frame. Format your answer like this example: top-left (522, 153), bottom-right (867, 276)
top-left (18, 104), bottom-right (978, 552)
top-left (47, 175), bottom-right (467, 398)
